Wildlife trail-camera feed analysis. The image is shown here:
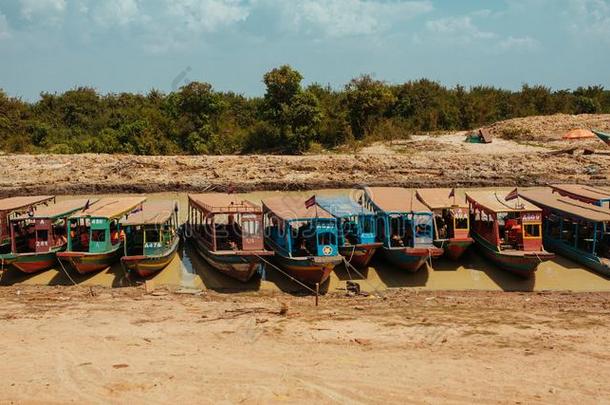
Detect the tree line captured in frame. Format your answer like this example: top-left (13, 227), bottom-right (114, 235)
top-left (1, 65), bottom-right (609, 155)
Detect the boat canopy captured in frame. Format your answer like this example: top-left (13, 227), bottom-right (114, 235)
top-left (70, 196), bottom-right (146, 220)
top-left (416, 188), bottom-right (467, 210)
top-left (316, 196), bottom-right (374, 218)
top-left (519, 190), bottom-right (610, 223)
top-left (121, 201), bottom-right (177, 226)
top-left (0, 195), bottom-right (54, 213)
top-left (466, 191), bottom-right (541, 213)
top-left (550, 184), bottom-right (610, 204)
top-left (262, 196), bottom-right (333, 220)
top-left (363, 187), bottom-right (430, 213)
top-left (13, 198), bottom-right (94, 221)
top-left (189, 193), bottom-right (262, 214)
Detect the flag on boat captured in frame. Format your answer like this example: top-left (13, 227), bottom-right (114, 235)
top-left (227, 184), bottom-right (235, 194)
top-left (505, 188), bottom-right (519, 201)
top-left (305, 195), bottom-right (316, 209)
top-left (84, 199), bottom-right (90, 210)
top-left (448, 188), bottom-right (455, 199)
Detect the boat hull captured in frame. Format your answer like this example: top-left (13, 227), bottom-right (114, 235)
top-left (339, 243), bottom-right (382, 269)
top-left (122, 239), bottom-right (179, 278)
top-left (2, 250), bottom-right (59, 274)
top-left (192, 237), bottom-right (269, 282)
top-left (57, 246), bottom-right (122, 275)
top-left (273, 254), bottom-right (342, 285)
top-left (544, 237), bottom-right (610, 277)
top-left (472, 232), bottom-right (553, 277)
top-left (382, 246), bottom-right (444, 272)
top-left (435, 238), bottom-right (474, 261)
top-left (593, 130), bottom-right (610, 146)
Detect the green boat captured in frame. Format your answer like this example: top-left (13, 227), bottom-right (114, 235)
top-left (120, 200), bottom-right (180, 278)
top-left (593, 129), bottom-right (610, 147)
top-left (57, 196), bottom-right (146, 275)
top-left (1, 198), bottom-right (93, 273)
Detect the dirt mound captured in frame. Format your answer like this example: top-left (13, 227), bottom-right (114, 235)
top-left (485, 113), bottom-right (610, 141)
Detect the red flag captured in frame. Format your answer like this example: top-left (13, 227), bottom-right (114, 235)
top-left (305, 195), bottom-right (316, 209)
top-left (448, 188), bottom-right (455, 199)
top-left (505, 188), bottom-right (519, 201)
top-left (227, 185), bottom-right (235, 194)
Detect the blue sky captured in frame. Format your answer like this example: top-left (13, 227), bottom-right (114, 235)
top-left (1, 0), bottom-right (609, 101)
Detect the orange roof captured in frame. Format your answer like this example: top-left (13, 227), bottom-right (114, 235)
top-left (71, 196), bottom-right (146, 219)
top-left (121, 201), bottom-right (177, 226)
top-left (189, 193), bottom-right (262, 214)
top-left (0, 195), bottom-right (54, 213)
top-left (562, 129), bottom-right (595, 140)
top-left (416, 188), bottom-right (468, 210)
top-left (262, 196), bottom-right (333, 221)
top-left (364, 187), bottom-right (431, 213)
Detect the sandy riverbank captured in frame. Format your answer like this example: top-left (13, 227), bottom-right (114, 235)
top-left (1, 286), bottom-right (609, 403)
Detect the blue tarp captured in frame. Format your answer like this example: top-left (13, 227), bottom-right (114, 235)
top-left (316, 196), bottom-right (374, 218)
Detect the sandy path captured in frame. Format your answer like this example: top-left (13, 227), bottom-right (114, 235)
top-left (0, 287), bottom-right (609, 404)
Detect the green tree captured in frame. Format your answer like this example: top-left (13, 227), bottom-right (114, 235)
top-left (345, 75), bottom-right (395, 139)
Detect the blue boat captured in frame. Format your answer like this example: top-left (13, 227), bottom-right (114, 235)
top-left (361, 187), bottom-right (443, 272)
top-left (550, 184), bottom-right (610, 209)
top-left (519, 189), bottom-right (610, 276)
top-left (317, 196), bottom-right (382, 270)
top-left (262, 196), bottom-right (342, 285)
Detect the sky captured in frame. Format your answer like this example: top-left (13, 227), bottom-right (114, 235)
top-left (1, 0), bottom-right (609, 101)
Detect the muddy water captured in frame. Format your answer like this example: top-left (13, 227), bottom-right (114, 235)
top-left (2, 190), bottom-right (610, 293)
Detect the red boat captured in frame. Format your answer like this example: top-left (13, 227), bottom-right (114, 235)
top-left (417, 188), bottom-right (474, 260)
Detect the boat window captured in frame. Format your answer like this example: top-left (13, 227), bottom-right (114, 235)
top-left (36, 229), bottom-right (49, 242)
top-left (242, 219), bottom-right (261, 238)
top-left (147, 229), bottom-right (160, 242)
top-left (318, 232), bottom-right (336, 246)
top-left (361, 216), bottom-right (373, 234)
top-left (524, 224), bottom-right (540, 238)
top-left (455, 218), bottom-right (468, 230)
top-left (91, 230), bottom-right (106, 242)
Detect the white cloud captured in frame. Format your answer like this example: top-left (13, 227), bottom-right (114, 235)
top-left (271, 0), bottom-right (433, 37)
top-left (20, 0), bottom-right (66, 22)
top-left (499, 35), bottom-right (539, 51)
top-left (569, 0), bottom-right (610, 42)
top-left (91, 0), bottom-right (140, 27)
top-left (0, 13), bottom-right (10, 40)
top-left (426, 16), bottom-right (495, 42)
top-left (166, 0), bottom-right (250, 33)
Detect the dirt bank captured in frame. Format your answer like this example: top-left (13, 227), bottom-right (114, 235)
top-left (1, 286), bottom-right (609, 403)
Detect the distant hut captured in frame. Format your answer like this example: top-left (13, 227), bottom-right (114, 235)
top-left (465, 129), bottom-right (493, 144)
top-left (562, 128), bottom-right (595, 140)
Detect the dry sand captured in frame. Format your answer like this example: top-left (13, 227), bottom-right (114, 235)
top-left (1, 286), bottom-right (609, 404)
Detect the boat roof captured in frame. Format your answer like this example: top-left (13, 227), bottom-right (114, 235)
top-left (262, 196), bottom-right (334, 221)
top-left (70, 196), bottom-right (147, 220)
top-left (550, 184), bottom-right (610, 202)
top-left (189, 193), bottom-right (262, 214)
top-left (316, 196), bottom-right (374, 218)
top-left (466, 190), bottom-right (541, 213)
top-left (13, 198), bottom-right (95, 221)
top-left (0, 195), bottom-right (55, 213)
top-left (519, 189), bottom-right (610, 222)
top-left (416, 188), bottom-right (468, 210)
top-left (363, 187), bottom-right (430, 213)
top-left (121, 201), bottom-right (177, 226)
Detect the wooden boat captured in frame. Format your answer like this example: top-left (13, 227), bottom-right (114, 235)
top-left (549, 184), bottom-right (610, 209)
top-left (416, 188), bottom-right (474, 260)
top-left (361, 187), bottom-right (443, 272)
top-left (466, 191), bottom-right (554, 277)
top-left (57, 196), bottom-right (146, 274)
top-left (262, 196), bottom-right (342, 285)
top-left (0, 195), bottom-right (54, 254)
top-left (120, 201), bottom-right (180, 278)
top-left (0, 199), bottom-right (92, 273)
top-left (188, 194), bottom-right (273, 282)
top-left (317, 196), bottom-right (382, 270)
top-left (593, 129), bottom-right (610, 147)
top-left (518, 189), bottom-right (610, 276)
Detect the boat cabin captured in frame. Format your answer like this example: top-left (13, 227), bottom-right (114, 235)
top-left (519, 190), bottom-right (610, 262)
top-left (466, 191), bottom-right (543, 252)
top-left (316, 196), bottom-right (376, 246)
top-left (416, 188), bottom-right (470, 240)
top-left (8, 199), bottom-right (91, 255)
top-left (361, 187), bottom-right (435, 249)
top-left (262, 196), bottom-right (338, 258)
top-left (66, 197), bottom-right (146, 254)
top-left (0, 195), bottom-right (54, 251)
top-left (550, 184), bottom-right (610, 209)
top-left (121, 201), bottom-right (179, 257)
top-left (188, 194), bottom-right (266, 253)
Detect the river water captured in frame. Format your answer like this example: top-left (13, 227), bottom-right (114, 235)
top-left (2, 190), bottom-right (610, 293)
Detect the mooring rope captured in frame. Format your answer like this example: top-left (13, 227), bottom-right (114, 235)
top-left (57, 257), bottom-right (78, 286)
top-left (254, 255), bottom-right (318, 295)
